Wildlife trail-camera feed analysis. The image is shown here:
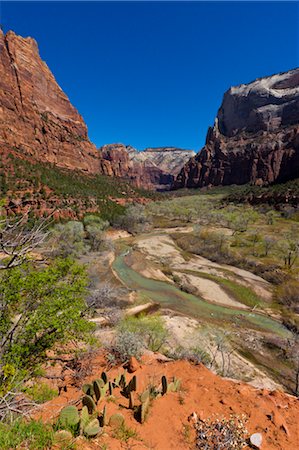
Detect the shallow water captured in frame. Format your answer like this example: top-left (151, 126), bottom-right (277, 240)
top-left (113, 251), bottom-right (290, 338)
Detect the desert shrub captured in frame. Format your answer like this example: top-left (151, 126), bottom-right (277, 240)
top-left (0, 419), bottom-right (54, 449)
top-left (87, 282), bottom-right (127, 309)
top-left (166, 346), bottom-right (211, 366)
top-left (109, 330), bottom-right (143, 363)
top-left (83, 215), bottom-right (109, 229)
top-left (24, 382), bottom-right (58, 404)
top-left (87, 282), bottom-right (126, 325)
top-left (195, 414), bottom-right (248, 449)
top-left (48, 221), bottom-right (85, 257)
top-left (83, 215), bottom-right (111, 251)
top-left (275, 280), bottom-right (299, 312)
top-left (113, 205), bottom-right (152, 234)
top-left (118, 314), bottom-right (168, 352)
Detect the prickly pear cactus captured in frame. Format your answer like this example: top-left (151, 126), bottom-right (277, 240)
top-left (161, 375), bottom-right (167, 395)
top-left (140, 396), bottom-right (150, 423)
top-left (83, 418), bottom-right (102, 437)
top-left (93, 380), bottom-right (101, 402)
top-left (80, 405), bottom-right (90, 434)
top-left (109, 413), bottom-right (125, 427)
top-left (59, 405), bottom-right (80, 428)
top-left (101, 371), bottom-right (108, 384)
top-left (140, 389), bottom-right (150, 403)
top-left (82, 383), bottom-right (93, 396)
top-left (82, 394), bottom-right (96, 414)
top-left (129, 391), bottom-right (134, 409)
top-left (102, 405), bottom-right (108, 426)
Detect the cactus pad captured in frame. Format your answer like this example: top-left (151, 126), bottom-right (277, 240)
top-left (82, 394), bottom-right (96, 414)
top-left (83, 418), bottom-right (102, 437)
top-left (59, 405), bottom-right (80, 428)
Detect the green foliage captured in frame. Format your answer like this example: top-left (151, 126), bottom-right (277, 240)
top-left (118, 314), bottom-right (168, 352)
top-left (0, 152), bottom-right (160, 222)
top-left (0, 258), bottom-right (95, 384)
top-left (112, 422), bottom-right (138, 443)
top-left (59, 404), bottom-right (102, 438)
top-left (0, 419), bottom-right (54, 450)
top-left (113, 205), bottom-right (152, 234)
top-left (109, 331), bottom-right (143, 363)
top-left (24, 382), bottom-right (58, 404)
top-left (49, 221), bottom-right (85, 257)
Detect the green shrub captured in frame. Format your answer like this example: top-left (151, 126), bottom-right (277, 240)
top-left (24, 382), bottom-right (58, 404)
top-left (49, 221), bottom-right (85, 256)
top-left (118, 314), bottom-right (168, 352)
top-left (0, 419), bottom-right (54, 450)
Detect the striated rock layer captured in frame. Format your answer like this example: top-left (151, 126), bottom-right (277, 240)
top-left (0, 29), bottom-right (100, 173)
top-left (174, 68), bottom-right (299, 188)
top-left (99, 143), bottom-right (195, 189)
top-left (0, 30), bottom-right (194, 190)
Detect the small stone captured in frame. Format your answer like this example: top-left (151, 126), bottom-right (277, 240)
top-left (126, 356), bottom-right (140, 373)
top-left (250, 432), bottom-right (263, 449)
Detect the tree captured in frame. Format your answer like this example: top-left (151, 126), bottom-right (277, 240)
top-left (0, 216), bottom-right (48, 270)
top-left (0, 258), bottom-right (94, 382)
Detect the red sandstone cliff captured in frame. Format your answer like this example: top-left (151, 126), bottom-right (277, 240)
top-left (0, 29), bottom-right (101, 173)
top-left (0, 30), bottom-right (194, 190)
top-left (174, 68), bottom-right (299, 189)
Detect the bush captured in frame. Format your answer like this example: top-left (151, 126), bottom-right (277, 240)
top-left (48, 221), bottom-right (85, 257)
top-left (113, 205), bottom-right (152, 234)
top-left (24, 382), bottom-right (58, 404)
top-left (109, 330), bottom-right (143, 363)
top-left (0, 419), bottom-right (54, 449)
top-left (275, 280), bottom-right (299, 312)
top-left (118, 314), bottom-right (168, 352)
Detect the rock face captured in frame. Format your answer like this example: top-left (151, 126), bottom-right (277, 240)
top-left (174, 68), bottom-right (299, 188)
top-left (0, 29), bottom-right (100, 172)
top-left (99, 143), bottom-right (194, 189)
top-left (0, 30), bottom-right (194, 190)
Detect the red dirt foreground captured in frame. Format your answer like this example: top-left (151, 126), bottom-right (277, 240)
top-left (36, 352), bottom-right (299, 449)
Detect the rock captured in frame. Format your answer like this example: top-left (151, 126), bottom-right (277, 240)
top-left (250, 432), bottom-right (263, 449)
top-left (174, 68), bottom-right (299, 189)
top-left (126, 356), bottom-right (140, 373)
top-left (267, 410), bottom-right (290, 436)
top-left (0, 29), bottom-right (100, 173)
top-left (0, 30), bottom-right (194, 191)
top-left (99, 143), bottom-right (195, 190)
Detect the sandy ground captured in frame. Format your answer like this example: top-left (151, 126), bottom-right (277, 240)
top-left (135, 233), bottom-right (272, 303)
top-left (174, 271), bottom-right (247, 309)
top-left (163, 314), bottom-right (282, 391)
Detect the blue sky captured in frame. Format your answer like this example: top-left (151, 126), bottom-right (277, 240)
top-left (1, 1), bottom-right (298, 151)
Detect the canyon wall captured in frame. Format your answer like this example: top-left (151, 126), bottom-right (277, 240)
top-left (174, 68), bottom-right (299, 188)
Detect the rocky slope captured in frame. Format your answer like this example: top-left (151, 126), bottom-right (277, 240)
top-left (37, 351), bottom-right (299, 450)
top-left (0, 30), bottom-right (193, 190)
top-left (99, 144), bottom-right (195, 189)
top-left (174, 68), bottom-right (299, 188)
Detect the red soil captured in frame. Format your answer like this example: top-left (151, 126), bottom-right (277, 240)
top-left (36, 352), bottom-right (299, 449)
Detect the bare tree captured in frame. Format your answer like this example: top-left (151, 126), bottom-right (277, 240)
top-left (0, 215), bottom-right (49, 270)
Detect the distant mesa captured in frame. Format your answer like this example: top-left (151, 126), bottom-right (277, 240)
top-left (174, 68), bottom-right (299, 189)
